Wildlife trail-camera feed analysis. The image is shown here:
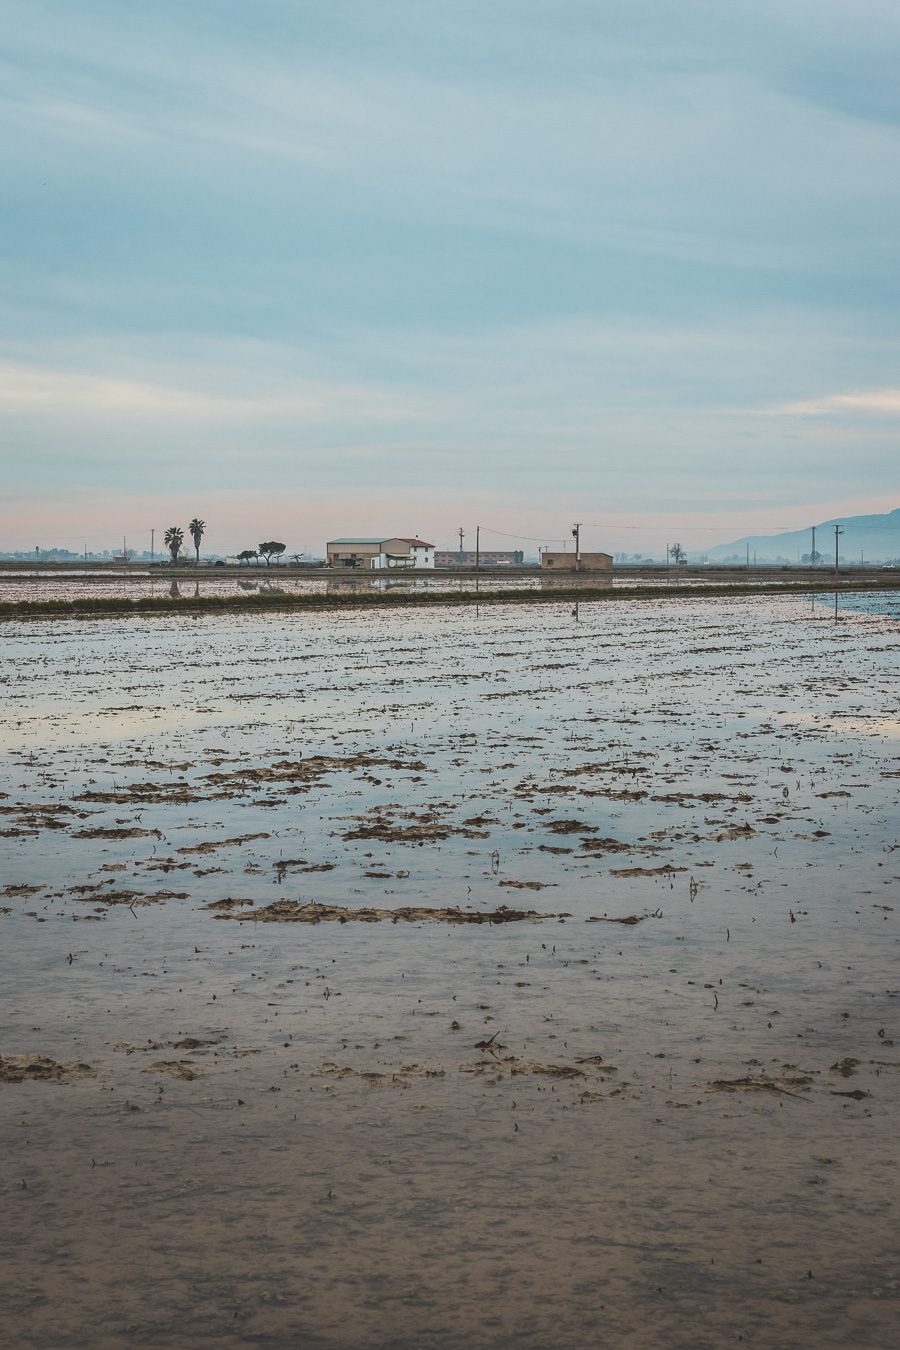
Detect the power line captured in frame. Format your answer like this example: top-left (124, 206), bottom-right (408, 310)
top-left (478, 526), bottom-right (568, 543)
top-left (579, 521), bottom-right (900, 534)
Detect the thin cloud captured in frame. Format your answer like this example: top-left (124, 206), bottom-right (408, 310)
top-left (774, 388), bottom-right (900, 416)
top-left (0, 362), bottom-right (432, 425)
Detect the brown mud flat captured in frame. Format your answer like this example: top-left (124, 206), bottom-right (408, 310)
top-left (67, 888), bottom-right (191, 910)
top-left (342, 820), bottom-right (489, 842)
top-left (586, 908), bottom-right (662, 924)
top-left (706, 1074), bottom-right (814, 1098)
top-left (0, 1055), bottom-right (96, 1084)
top-left (216, 900), bottom-right (551, 924)
top-left (76, 783), bottom-right (216, 805)
top-left (203, 753), bottom-right (428, 792)
top-left (176, 832), bottom-right (271, 855)
top-left (609, 863), bottom-right (688, 877)
top-left (73, 825), bottom-right (163, 841)
top-left (142, 1060), bottom-right (202, 1080)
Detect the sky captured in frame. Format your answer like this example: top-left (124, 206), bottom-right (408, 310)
top-left (2, 0), bottom-right (899, 557)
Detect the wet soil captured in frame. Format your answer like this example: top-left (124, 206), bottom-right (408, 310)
top-left (1, 591), bottom-right (898, 1348)
top-left (217, 900), bottom-right (551, 924)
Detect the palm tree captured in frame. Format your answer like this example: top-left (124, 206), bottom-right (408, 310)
top-left (189, 518), bottom-right (206, 563)
top-left (164, 526), bottom-right (183, 563)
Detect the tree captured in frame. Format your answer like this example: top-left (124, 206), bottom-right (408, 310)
top-left (670, 541), bottom-right (686, 565)
top-left (237, 549), bottom-right (257, 565)
top-left (164, 526), bottom-right (184, 563)
top-left (258, 541), bottom-right (286, 566)
top-left (188, 518), bottom-right (206, 563)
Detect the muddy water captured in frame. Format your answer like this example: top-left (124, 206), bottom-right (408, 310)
top-left (1, 594), bottom-right (898, 1348)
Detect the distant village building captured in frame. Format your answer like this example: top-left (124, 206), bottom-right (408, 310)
top-left (325, 537), bottom-right (435, 570)
top-left (434, 549), bottom-right (524, 566)
top-left (540, 551), bottom-right (613, 572)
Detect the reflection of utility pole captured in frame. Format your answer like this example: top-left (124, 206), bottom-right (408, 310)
top-left (572, 523), bottom-right (581, 571)
top-left (458, 527), bottom-right (465, 563)
top-left (834, 524), bottom-right (843, 577)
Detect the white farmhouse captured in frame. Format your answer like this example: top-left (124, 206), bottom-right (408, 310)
top-left (325, 537), bottom-right (435, 570)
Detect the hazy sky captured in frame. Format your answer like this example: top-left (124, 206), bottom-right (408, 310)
top-left (2, 0), bottom-right (899, 555)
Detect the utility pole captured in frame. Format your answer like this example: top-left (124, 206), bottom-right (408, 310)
top-left (834, 524), bottom-right (843, 577)
top-left (475, 525), bottom-right (480, 574)
top-left (746, 542), bottom-right (750, 567)
top-left (458, 527), bottom-right (465, 563)
top-left (811, 525), bottom-right (816, 566)
top-left (572, 523), bottom-right (581, 572)
top-left (151, 528), bottom-right (155, 563)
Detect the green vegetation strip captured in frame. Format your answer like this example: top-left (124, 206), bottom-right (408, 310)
top-left (1, 579), bottom-right (899, 622)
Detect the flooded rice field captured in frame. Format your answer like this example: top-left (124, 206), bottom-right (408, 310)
top-left (1, 593), bottom-right (898, 1348)
top-left (0, 568), bottom-right (774, 605)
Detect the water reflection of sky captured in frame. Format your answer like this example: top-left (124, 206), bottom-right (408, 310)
top-left (0, 569), bottom-right (822, 603)
top-left (813, 590), bottom-right (900, 619)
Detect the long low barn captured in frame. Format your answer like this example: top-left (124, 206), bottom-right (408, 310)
top-left (540, 551), bottom-right (613, 571)
top-left (326, 538), bottom-right (435, 570)
top-left (434, 549), bottom-right (524, 566)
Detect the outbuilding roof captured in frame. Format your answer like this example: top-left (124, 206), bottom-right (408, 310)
top-left (327, 537), bottom-right (434, 548)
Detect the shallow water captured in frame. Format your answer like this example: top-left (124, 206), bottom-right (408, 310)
top-left (1, 593), bottom-right (898, 1348)
top-left (0, 567), bottom-right (786, 604)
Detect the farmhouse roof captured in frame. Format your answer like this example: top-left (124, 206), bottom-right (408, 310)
top-left (328, 538), bottom-right (390, 545)
top-left (327, 537), bottom-right (434, 548)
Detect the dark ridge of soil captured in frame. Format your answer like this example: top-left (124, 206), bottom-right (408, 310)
top-left (216, 900), bottom-right (552, 925)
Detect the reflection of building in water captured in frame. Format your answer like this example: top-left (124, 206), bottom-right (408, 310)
top-left (541, 551), bottom-right (613, 572)
top-left (326, 538), bottom-right (435, 570)
top-left (434, 550), bottom-right (524, 566)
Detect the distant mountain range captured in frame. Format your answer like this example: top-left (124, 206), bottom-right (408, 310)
top-left (705, 508), bottom-right (900, 564)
